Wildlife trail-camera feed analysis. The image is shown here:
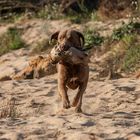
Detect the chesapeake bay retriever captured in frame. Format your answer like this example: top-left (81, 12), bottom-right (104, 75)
top-left (50, 29), bottom-right (89, 112)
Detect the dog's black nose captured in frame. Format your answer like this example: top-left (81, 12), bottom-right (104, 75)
top-left (59, 45), bottom-right (70, 51)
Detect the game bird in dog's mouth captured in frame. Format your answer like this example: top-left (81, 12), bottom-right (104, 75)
top-left (50, 29), bottom-right (89, 113)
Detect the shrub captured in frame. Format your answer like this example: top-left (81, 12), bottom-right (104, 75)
top-left (123, 44), bottom-right (140, 72)
top-left (111, 21), bottom-right (140, 41)
top-left (0, 27), bottom-right (25, 56)
top-left (36, 3), bottom-right (63, 20)
top-left (122, 34), bottom-right (140, 72)
top-left (67, 11), bottom-right (100, 24)
top-left (84, 29), bottom-right (104, 49)
top-left (107, 33), bottom-right (140, 73)
top-left (8, 28), bottom-right (25, 50)
top-left (67, 13), bottom-right (83, 24)
top-left (109, 21), bottom-right (140, 72)
top-left (90, 11), bottom-right (100, 21)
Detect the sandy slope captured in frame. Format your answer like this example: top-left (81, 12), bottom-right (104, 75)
top-left (0, 18), bottom-right (130, 47)
top-left (0, 18), bottom-right (140, 140)
top-left (0, 70), bottom-right (140, 140)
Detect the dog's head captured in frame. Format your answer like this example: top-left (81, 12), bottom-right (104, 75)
top-left (50, 29), bottom-right (85, 52)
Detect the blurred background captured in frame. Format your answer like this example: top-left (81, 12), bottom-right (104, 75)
top-left (0, 0), bottom-right (139, 20)
top-left (0, 0), bottom-right (140, 79)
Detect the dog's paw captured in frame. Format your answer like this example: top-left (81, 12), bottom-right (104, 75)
top-left (75, 107), bottom-right (82, 113)
top-left (63, 100), bottom-right (70, 109)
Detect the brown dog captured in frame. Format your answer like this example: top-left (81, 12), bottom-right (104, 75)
top-left (50, 29), bottom-right (89, 112)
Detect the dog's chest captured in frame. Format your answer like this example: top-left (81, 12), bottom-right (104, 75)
top-left (64, 64), bottom-right (84, 90)
top-left (67, 65), bottom-right (80, 78)
top-left (67, 66), bottom-right (80, 90)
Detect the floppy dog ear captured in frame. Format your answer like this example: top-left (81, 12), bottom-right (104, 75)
top-left (50, 31), bottom-right (60, 42)
top-left (75, 31), bottom-right (85, 46)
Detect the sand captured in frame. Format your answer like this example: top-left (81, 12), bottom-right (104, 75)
top-left (0, 67), bottom-right (140, 139)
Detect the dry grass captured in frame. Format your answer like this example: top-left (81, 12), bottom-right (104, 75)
top-left (98, 0), bottom-right (135, 19)
top-left (0, 97), bottom-right (19, 119)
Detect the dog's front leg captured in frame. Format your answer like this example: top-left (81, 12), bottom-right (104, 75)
top-left (58, 80), bottom-right (70, 109)
top-left (72, 83), bottom-right (87, 113)
top-left (57, 64), bottom-right (70, 109)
